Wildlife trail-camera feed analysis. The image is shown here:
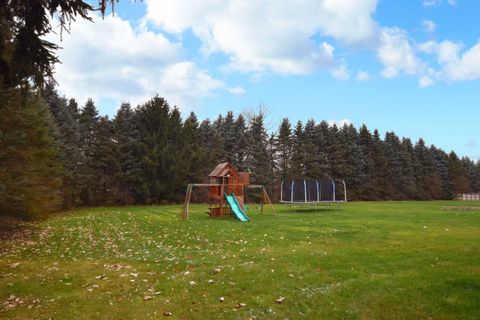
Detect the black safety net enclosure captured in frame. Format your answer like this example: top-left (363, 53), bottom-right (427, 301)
top-left (280, 179), bottom-right (347, 203)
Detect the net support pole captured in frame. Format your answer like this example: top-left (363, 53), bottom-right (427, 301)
top-left (291, 180), bottom-right (294, 203)
top-left (304, 180), bottom-right (307, 203)
top-left (343, 180), bottom-right (347, 202)
top-left (332, 180), bottom-right (336, 202)
top-left (280, 180), bottom-right (284, 202)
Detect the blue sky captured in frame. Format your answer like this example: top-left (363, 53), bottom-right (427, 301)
top-left (51, 0), bottom-right (480, 160)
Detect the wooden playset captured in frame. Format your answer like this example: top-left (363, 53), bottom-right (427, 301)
top-left (180, 162), bottom-right (275, 220)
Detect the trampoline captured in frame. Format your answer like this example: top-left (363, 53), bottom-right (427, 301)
top-left (280, 179), bottom-right (347, 204)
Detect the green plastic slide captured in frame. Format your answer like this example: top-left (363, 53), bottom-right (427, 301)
top-left (224, 193), bottom-right (249, 222)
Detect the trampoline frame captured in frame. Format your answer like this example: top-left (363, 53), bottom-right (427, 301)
top-left (280, 179), bottom-right (347, 204)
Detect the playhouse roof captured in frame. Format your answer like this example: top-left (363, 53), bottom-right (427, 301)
top-left (208, 162), bottom-right (239, 177)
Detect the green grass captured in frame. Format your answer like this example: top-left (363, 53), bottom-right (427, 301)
top-left (1, 201), bottom-right (479, 319)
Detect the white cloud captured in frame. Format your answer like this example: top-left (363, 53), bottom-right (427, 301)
top-left (356, 70), bottom-right (370, 81)
top-left (422, 0), bottom-right (441, 7)
top-left (423, 0), bottom-right (456, 6)
top-left (377, 27), bottom-right (424, 78)
top-left (144, 0), bottom-right (379, 75)
top-left (331, 60), bottom-right (350, 80)
top-left (440, 42), bottom-right (480, 81)
top-left (227, 86), bottom-right (246, 95)
top-left (422, 20), bottom-right (436, 33)
top-left (49, 14), bottom-right (234, 109)
top-left (418, 40), bottom-right (480, 82)
top-left (419, 75), bottom-right (435, 87)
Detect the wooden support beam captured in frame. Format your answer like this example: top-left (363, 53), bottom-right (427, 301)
top-left (263, 187), bottom-right (276, 215)
top-left (181, 184), bottom-right (193, 220)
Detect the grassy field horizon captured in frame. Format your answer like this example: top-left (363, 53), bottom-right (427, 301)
top-left (1, 201), bottom-right (479, 319)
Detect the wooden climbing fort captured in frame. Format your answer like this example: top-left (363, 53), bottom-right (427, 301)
top-left (181, 162), bottom-right (275, 220)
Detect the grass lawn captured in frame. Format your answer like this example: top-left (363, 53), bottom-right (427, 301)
top-left (1, 201), bottom-right (479, 319)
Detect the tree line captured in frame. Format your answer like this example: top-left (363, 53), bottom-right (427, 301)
top-left (1, 85), bottom-right (479, 217)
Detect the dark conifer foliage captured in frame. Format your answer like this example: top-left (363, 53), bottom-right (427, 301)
top-left (3, 86), bottom-right (480, 216)
top-left (0, 88), bottom-right (63, 217)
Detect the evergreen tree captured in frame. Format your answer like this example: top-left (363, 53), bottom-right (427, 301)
top-left (338, 124), bottom-right (364, 199)
top-left (198, 119), bottom-right (223, 173)
top-left (414, 139), bottom-right (442, 199)
top-left (326, 124), bottom-right (344, 180)
top-left (473, 160), bottom-right (480, 192)
top-left (383, 132), bottom-right (405, 199)
top-left (303, 119), bottom-right (319, 179)
top-left (448, 152), bottom-right (470, 194)
top-left (92, 116), bottom-right (119, 204)
top-left (462, 157), bottom-right (478, 193)
top-left (78, 98), bottom-right (100, 204)
top-left (44, 85), bottom-right (83, 207)
top-left (245, 112), bottom-right (272, 188)
top-left (0, 89), bottom-right (62, 217)
top-left (233, 114), bottom-right (248, 170)
top-left (431, 146), bottom-right (454, 199)
top-left (357, 125), bottom-right (376, 200)
top-left (400, 138), bottom-right (418, 199)
top-left (222, 111), bottom-right (236, 163)
top-left (290, 121), bottom-right (305, 178)
top-left (113, 102), bottom-right (138, 204)
top-left (276, 118), bottom-right (293, 180)
top-left (314, 121), bottom-right (331, 178)
top-left (370, 129), bottom-right (389, 199)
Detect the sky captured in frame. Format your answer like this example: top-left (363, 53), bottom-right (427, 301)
top-left (49, 0), bottom-right (480, 160)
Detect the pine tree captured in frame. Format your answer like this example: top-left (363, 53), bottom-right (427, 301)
top-left (303, 119), bottom-right (319, 179)
top-left (233, 114), bottom-right (248, 170)
top-left (276, 118), bottom-right (293, 180)
top-left (92, 116), bottom-right (119, 204)
top-left (338, 124), bottom-right (364, 199)
top-left (474, 161), bottom-right (480, 192)
top-left (400, 138), bottom-right (418, 199)
top-left (383, 132), bottom-right (405, 199)
top-left (113, 102), bottom-right (137, 204)
top-left (370, 129), bottom-right (388, 199)
top-left (199, 119), bottom-right (223, 173)
top-left (414, 139), bottom-right (442, 199)
top-left (357, 125), bottom-right (376, 199)
top-left (326, 124), bottom-right (344, 180)
top-left (314, 121), bottom-right (331, 178)
top-left (222, 111), bottom-right (236, 163)
top-left (0, 89), bottom-right (62, 217)
top-left (183, 112), bottom-right (204, 184)
top-left (431, 146), bottom-right (454, 199)
top-left (290, 121), bottom-right (305, 178)
top-left (245, 112), bottom-right (272, 188)
top-left (43, 85), bottom-right (83, 207)
top-left (448, 152), bottom-right (470, 194)
top-left (78, 98), bottom-right (100, 204)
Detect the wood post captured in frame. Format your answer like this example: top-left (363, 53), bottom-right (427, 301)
top-left (181, 184), bottom-right (192, 220)
top-left (263, 187), bottom-right (275, 215)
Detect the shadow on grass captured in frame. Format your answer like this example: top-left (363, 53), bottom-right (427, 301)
top-left (281, 207), bottom-right (340, 213)
top-left (0, 216), bottom-right (35, 245)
